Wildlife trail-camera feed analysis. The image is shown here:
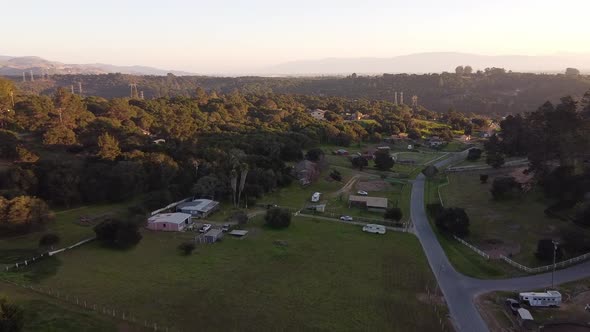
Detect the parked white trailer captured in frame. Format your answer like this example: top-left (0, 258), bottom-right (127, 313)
top-left (519, 291), bottom-right (561, 307)
top-left (362, 224), bottom-right (386, 234)
top-left (311, 192), bottom-right (321, 202)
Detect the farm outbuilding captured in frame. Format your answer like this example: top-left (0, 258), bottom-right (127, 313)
top-left (348, 195), bottom-right (388, 212)
top-left (177, 199), bottom-right (220, 218)
top-left (204, 229), bottom-right (224, 243)
top-left (147, 213), bottom-right (192, 232)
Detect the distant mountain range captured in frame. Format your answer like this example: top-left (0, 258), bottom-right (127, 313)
top-left (266, 52), bottom-right (590, 75)
top-left (0, 55), bottom-right (194, 76)
top-left (2, 52), bottom-right (590, 76)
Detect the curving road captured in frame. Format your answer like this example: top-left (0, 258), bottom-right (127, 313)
top-left (411, 150), bottom-right (590, 332)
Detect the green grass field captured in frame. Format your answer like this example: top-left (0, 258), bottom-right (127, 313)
top-left (2, 217), bottom-right (447, 332)
top-left (424, 176), bottom-right (521, 279)
top-left (0, 283), bottom-right (123, 332)
top-left (0, 202), bottom-right (134, 265)
top-left (440, 171), bottom-right (590, 267)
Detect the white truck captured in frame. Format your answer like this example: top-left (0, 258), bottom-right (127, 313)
top-left (518, 291), bottom-right (561, 307)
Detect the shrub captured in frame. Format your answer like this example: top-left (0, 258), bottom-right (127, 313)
top-left (374, 150), bottom-right (394, 171)
top-left (479, 174), bottom-right (489, 184)
top-left (422, 165), bottom-right (439, 178)
top-left (330, 169), bottom-right (342, 181)
top-left (435, 207), bottom-right (470, 237)
top-left (94, 218), bottom-right (142, 249)
top-left (384, 207), bottom-right (403, 222)
top-left (39, 233), bottom-right (60, 248)
top-left (178, 242), bottom-right (196, 255)
top-left (467, 148), bottom-right (482, 161)
top-left (305, 148), bottom-right (324, 162)
top-left (264, 207), bottom-right (291, 229)
top-left (0, 297), bottom-right (24, 332)
top-left (426, 203), bottom-right (444, 218)
top-left (535, 239), bottom-right (562, 261)
top-left (561, 229), bottom-right (590, 256)
top-left (574, 201), bottom-right (590, 227)
top-left (491, 176), bottom-right (521, 200)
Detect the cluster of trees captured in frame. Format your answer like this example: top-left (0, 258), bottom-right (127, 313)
top-left (0, 297), bottom-right (24, 331)
top-left (0, 196), bottom-right (53, 234)
top-left (94, 218), bottom-right (142, 249)
top-left (485, 91), bottom-right (590, 207)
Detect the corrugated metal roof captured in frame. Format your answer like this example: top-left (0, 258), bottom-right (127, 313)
top-left (148, 213), bottom-right (191, 225)
top-left (348, 195), bottom-right (388, 208)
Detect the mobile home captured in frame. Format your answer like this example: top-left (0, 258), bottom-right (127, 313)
top-left (518, 291), bottom-right (561, 307)
top-left (362, 224), bottom-right (386, 235)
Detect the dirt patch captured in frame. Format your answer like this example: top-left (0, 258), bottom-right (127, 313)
top-left (416, 293), bottom-right (445, 306)
top-left (356, 180), bottom-right (391, 192)
top-left (479, 239), bottom-right (521, 259)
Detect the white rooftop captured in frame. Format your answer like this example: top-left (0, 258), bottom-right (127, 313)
top-left (517, 308), bottom-right (533, 320)
top-left (148, 213), bottom-right (191, 225)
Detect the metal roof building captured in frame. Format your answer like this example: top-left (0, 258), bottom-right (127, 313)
top-left (348, 195), bottom-right (388, 211)
top-left (177, 199), bottom-right (220, 218)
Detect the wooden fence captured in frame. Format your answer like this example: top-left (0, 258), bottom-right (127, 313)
top-left (500, 252), bottom-right (590, 274)
top-left (452, 235), bottom-right (490, 260)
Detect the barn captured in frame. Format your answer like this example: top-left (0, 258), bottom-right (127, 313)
top-left (147, 213), bottom-right (192, 232)
top-left (177, 199), bottom-right (220, 218)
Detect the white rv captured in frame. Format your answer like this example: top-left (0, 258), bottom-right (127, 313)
top-left (311, 192), bottom-right (321, 202)
top-left (362, 224), bottom-right (386, 234)
top-left (518, 291), bottom-right (561, 307)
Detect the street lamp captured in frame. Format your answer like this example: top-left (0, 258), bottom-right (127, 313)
top-left (551, 240), bottom-right (559, 289)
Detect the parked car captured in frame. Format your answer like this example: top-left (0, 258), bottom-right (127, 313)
top-left (357, 190), bottom-right (368, 196)
top-left (222, 224), bottom-right (230, 232)
top-left (505, 298), bottom-right (521, 315)
top-left (340, 215), bottom-right (353, 221)
top-left (199, 224), bottom-right (212, 233)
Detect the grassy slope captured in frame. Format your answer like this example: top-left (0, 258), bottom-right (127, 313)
top-left (3, 217), bottom-right (445, 332)
top-left (440, 171), bottom-right (589, 267)
top-left (424, 176), bottom-right (519, 279)
top-left (0, 202), bottom-right (133, 265)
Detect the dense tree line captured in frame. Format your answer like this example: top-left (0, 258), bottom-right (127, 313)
top-left (8, 70), bottom-right (590, 116)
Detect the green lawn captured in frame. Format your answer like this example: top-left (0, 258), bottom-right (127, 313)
top-left (2, 217), bottom-right (448, 332)
top-left (440, 171), bottom-right (590, 267)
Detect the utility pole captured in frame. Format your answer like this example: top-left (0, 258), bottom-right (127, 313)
top-left (394, 92), bottom-right (398, 105)
top-left (22, 72), bottom-right (26, 82)
top-left (78, 82), bottom-right (83, 96)
top-left (551, 241), bottom-right (559, 289)
top-left (30, 70), bottom-right (34, 82)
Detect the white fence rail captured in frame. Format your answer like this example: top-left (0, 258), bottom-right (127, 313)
top-left (452, 235), bottom-right (490, 260)
top-left (500, 252), bottom-right (590, 274)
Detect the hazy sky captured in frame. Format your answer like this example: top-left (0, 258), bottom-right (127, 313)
top-left (2, 0), bottom-right (590, 73)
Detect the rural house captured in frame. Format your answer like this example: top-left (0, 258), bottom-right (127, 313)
top-left (147, 213), bottom-right (192, 232)
top-left (308, 109), bottom-right (327, 121)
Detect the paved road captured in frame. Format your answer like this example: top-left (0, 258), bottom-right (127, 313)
top-left (411, 150), bottom-right (590, 332)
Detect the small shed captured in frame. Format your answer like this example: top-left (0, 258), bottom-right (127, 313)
top-left (229, 230), bottom-right (248, 237)
top-left (516, 308), bottom-right (535, 329)
top-left (204, 229), bottom-right (224, 243)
